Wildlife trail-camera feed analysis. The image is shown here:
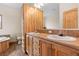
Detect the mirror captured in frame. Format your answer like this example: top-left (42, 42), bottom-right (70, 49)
top-left (41, 3), bottom-right (79, 29)
top-left (0, 15), bottom-right (2, 29)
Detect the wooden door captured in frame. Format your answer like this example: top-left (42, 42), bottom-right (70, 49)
top-left (39, 40), bottom-right (52, 56)
top-left (63, 8), bottom-right (78, 29)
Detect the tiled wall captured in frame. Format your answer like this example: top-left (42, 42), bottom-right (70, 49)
top-left (37, 29), bottom-right (79, 37)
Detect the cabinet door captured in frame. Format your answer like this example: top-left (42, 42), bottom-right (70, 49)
top-left (23, 4), bottom-right (44, 32)
top-left (55, 44), bottom-right (78, 56)
top-left (1, 41), bottom-right (7, 52)
top-left (51, 43), bottom-right (57, 56)
top-left (63, 8), bottom-right (78, 29)
top-left (0, 43), bottom-right (2, 53)
top-left (26, 35), bottom-right (29, 53)
top-left (39, 40), bottom-right (52, 56)
top-left (57, 50), bottom-right (77, 56)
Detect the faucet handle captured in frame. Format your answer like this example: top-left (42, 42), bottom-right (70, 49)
top-left (59, 34), bottom-right (64, 36)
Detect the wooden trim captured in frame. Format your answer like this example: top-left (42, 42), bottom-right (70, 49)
top-left (64, 8), bottom-right (78, 13)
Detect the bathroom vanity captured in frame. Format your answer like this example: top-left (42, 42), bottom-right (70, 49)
top-left (0, 40), bottom-right (9, 54)
top-left (26, 32), bottom-right (79, 56)
top-left (0, 37), bottom-right (10, 55)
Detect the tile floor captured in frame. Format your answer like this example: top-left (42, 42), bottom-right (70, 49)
top-left (0, 44), bottom-right (27, 56)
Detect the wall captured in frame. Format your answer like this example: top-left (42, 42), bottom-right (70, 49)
top-left (59, 3), bottom-right (78, 29)
top-left (0, 4), bottom-right (22, 38)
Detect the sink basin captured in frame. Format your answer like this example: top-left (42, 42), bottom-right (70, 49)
top-left (47, 35), bottom-right (76, 41)
top-left (60, 36), bottom-right (76, 41)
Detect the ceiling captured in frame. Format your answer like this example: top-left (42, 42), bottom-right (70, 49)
top-left (0, 3), bottom-right (23, 10)
top-left (0, 3), bottom-right (59, 11)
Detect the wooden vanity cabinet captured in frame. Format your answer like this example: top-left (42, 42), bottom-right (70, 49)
top-left (39, 39), bottom-right (79, 56)
top-left (26, 35), bottom-right (79, 56)
top-left (0, 40), bottom-right (9, 55)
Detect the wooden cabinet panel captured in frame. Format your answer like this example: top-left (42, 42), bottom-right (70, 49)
top-left (55, 43), bottom-right (78, 56)
top-left (51, 43), bottom-right (57, 56)
top-left (29, 36), bottom-right (33, 56)
top-left (39, 40), bottom-right (52, 56)
top-left (1, 41), bottom-right (7, 52)
top-left (26, 35), bottom-right (33, 55)
top-left (57, 49), bottom-right (77, 56)
top-left (0, 43), bottom-right (2, 53)
top-left (63, 8), bottom-right (78, 29)
top-left (0, 40), bottom-right (9, 54)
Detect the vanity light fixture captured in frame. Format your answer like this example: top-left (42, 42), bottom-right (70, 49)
top-left (34, 3), bottom-right (44, 9)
